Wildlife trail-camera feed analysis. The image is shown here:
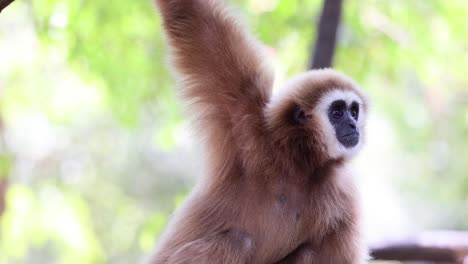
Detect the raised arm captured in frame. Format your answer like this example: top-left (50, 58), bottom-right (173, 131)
top-left (156, 0), bottom-right (274, 131)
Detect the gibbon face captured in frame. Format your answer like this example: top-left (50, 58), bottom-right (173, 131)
top-left (328, 99), bottom-right (360, 148)
top-left (267, 69), bottom-right (368, 162)
top-left (313, 88), bottom-right (366, 159)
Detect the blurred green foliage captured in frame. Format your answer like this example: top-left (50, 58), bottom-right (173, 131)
top-left (0, 0), bottom-right (467, 263)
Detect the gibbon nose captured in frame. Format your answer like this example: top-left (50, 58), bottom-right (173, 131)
top-left (349, 123), bottom-right (356, 130)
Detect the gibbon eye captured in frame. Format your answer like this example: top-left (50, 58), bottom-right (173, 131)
top-left (332, 110), bottom-right (343, 118)
top-left (329, 100), bottom-right (346, 120)
top-left (350, 102), bottom-right (359, 120)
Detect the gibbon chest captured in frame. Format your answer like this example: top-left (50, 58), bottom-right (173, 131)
top-left (242, 180), bottom-right (349, 261)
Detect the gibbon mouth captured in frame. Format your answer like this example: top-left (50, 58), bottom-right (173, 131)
top-left (338, 132), bottom-right (359, 148)
top-left (342, 132), bottom-right (359, 138)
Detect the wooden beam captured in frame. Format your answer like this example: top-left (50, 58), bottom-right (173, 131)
top-left (370, 231), bottom-right (468, 263)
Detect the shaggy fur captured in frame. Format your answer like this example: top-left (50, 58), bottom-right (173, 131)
top-left (151, 0), bottom-right (369, 263)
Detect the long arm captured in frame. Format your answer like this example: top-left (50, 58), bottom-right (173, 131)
top-left (156, 0), bottom-right (273, 140)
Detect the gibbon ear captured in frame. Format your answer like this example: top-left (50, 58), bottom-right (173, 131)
top-left (292, 106), bottom-right (306, 125)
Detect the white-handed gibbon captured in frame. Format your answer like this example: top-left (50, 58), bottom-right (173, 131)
top-left (151, 0), bottom-right (369, 263)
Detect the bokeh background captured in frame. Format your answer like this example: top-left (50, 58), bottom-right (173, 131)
top-left (0, 0), bottom-right (467, 263)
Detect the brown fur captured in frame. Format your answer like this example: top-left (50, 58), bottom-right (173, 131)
top-left (151, 0), bottom-right (368, 263)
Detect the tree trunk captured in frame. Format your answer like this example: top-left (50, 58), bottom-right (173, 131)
top-left (309, 0), bottom-right (343, 69)
top-left (0, 0), bottom-right (16, 13)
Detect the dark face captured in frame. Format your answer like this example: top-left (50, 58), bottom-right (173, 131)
top-left (328, 100), bottom-right (360, 148)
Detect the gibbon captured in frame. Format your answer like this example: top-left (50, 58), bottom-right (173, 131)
top-left (151, 0), bottom-right (369, 263)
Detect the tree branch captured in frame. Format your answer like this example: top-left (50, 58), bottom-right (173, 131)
top-left (0, 118), bottom-right (7, 217)
top-left (0, 0), bottom-right (15, 13)
top-left (370, 231), bottom-right (468, 263)
top-left (309, 0), bottom-right (343, 69)
top-left (0, 179), bottom-right (6, 216)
